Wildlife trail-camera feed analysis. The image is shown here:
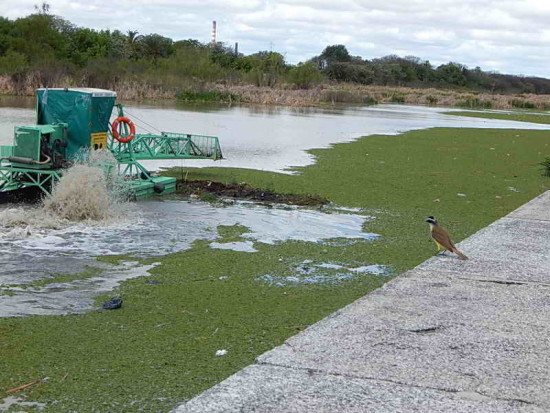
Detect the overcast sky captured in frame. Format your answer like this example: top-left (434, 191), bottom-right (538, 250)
top-left (2, 0), bottom-right (549, 77)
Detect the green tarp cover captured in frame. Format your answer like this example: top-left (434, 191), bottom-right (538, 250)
top-left (36, 88), bottom-right (116, 159)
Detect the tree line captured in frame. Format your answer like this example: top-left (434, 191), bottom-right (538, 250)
top-left (0, 4), bottom-right (549, 95)
top-left (314, 45), bottom-right (550, 94)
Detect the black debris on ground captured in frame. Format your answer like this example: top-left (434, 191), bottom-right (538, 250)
top-left (177, 180), bottom-right (329, 207)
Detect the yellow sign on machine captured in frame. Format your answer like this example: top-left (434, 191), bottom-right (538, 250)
top-left (91, 132), bottom-right (107, 149)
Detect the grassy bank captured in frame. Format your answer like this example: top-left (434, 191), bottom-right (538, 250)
top-left (1, 127), bottom-right (550, 412)
top-left (445, 110), bottom-right (550, 125)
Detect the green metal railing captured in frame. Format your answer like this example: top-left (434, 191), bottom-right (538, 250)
top-left (110, 132), bottom-right (222, 162)
top-left (0, 162), bottom-right (60, 193)
top-left (109, 103), bottom-right (223, 162)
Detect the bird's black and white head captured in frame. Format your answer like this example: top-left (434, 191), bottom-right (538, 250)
top-left (425, 216), bottom-right (438, 225)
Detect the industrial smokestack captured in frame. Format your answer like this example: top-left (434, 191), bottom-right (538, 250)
top-left (235, 42), bottom-right (239, 55)
top-left (211, 20), bottom-right (217, 44)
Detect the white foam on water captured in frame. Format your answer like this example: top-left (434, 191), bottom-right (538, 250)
top-left (257, 260), bottom-right (392, 287)
top-left (44, 164), bottom-right (118, 221)
top-left (209, 241), bottom-right (258, 253)
top-left (0, 262), bottom-right (158, 317)
top-left (0, 396), bottom-right (46, 410)
top-left (1, 200), bottom-right (381, 317)
top-left (347, 265), bottom-right (389, 275)
top-left (0, 150), bottom-right (131, 230)
top-left (316, 263), bottom-right (345, 270)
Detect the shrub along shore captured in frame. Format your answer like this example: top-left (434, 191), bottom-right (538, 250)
top-left (2, 74), bottom-right (550, 110)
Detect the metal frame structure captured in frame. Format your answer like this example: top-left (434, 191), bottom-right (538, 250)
top-left (0, 165), bottom-right (61, 194)
top-left (113, 132), bottom-right (222, 161)
top-left (0, 101), bottom-right (223, 200)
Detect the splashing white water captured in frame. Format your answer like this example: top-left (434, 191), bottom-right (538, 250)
top-left (0, 150), bottom-right (131, 230)
top-left (44, 164), bottom-right (119, 221)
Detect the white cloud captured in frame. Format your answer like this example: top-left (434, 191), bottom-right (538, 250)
top-left (0, 0), bottom-right (549, 76)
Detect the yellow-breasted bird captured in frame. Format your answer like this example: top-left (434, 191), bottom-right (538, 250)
top-left (425, 216), bottom-right (468, 260)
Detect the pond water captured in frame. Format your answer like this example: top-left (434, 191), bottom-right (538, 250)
top-left (1, 96), bottom-right (548, 173)
top-left (1, 97), bottom-right (548, 317)
top-left (0, 199), bottom-right (378, 317)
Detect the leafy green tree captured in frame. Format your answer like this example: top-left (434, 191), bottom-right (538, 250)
top-left (126, 30), bottom-right (142, 59)
top-left (0, 17), bottom-right (15, 55)
top-left (108, 30), bottom-right (128, 59)
top-left (465, 66), bottom-right (493, 90)
top-left (209, 42), bottom-right (238, 69)
top-left (320, 45), bottom-right (351, 62)
top-left (157, 47), bottom-right (224, 82)
top-left (436, 62), bottom-right (467, 86)
top-left (244, 51), bottom-right (286, 87)
top-left (126, 30), bottom-right (141, 44)
top-left (67, 28), bottom-right (101, 66)
top-left (314, 44), bottom-right (352, 71)
top-left (174, 39), bottom-right (203, 50)
top-left (11, 12), bottom-right (68, 64)
top-left (288, 61), bottom-right (324, 88)
top-left (137, 34), bottom-right (173, 61)
top-left (415, 60), bottom-right (435, 82)
top-left (0, 50), bottom-right (28, 74)
top-left (325, 62), bottom-right (374, 84)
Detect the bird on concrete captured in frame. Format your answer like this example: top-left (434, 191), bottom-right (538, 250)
top-left (425, 216), bottom-right (468, 260)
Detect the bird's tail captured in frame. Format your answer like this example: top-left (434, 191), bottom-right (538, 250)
top-left (452, 248), bottom-right (468, 260)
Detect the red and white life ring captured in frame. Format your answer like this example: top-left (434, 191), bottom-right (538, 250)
top-left (112, 117), bottom-right (136, 143)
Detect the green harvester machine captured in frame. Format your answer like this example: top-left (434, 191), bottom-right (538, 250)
top-left (0, 88), bottom-right (222, 200)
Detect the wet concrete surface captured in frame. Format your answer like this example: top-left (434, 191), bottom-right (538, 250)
top-left (174, 191), bottom-right (550, 412)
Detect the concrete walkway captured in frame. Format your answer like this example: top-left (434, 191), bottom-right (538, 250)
top-left (175, 192), bottom-right (550, 412)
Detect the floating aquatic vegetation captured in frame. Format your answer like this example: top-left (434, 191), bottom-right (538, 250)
top-left (257, 260), bottom-right (392, 287)
top-left (0, 201), bottom-right (380, 317)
